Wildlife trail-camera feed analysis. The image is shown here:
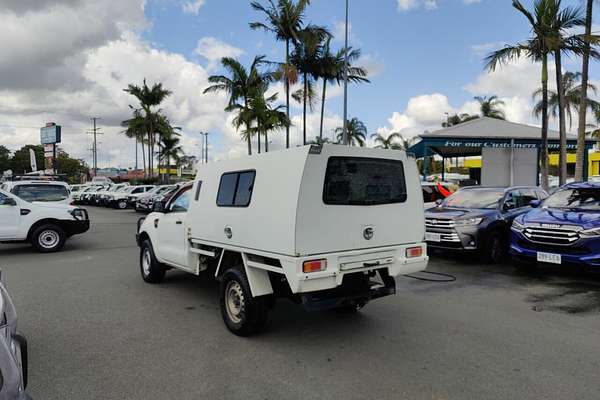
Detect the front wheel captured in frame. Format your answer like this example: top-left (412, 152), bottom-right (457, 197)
top-left (220, 267), bottom-right (269, 336)
top-left (140, 240), bottom-right (166, 283)
top-left (116, 200), bottom-right (128, 210)
top-left (31, 224), bottom-right (66, 253)
top-left (480, 231), bottom-right (506, 264)
top-left (512, 256), bottom-right (537, 273)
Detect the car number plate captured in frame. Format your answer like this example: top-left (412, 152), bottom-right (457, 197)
top-left (425, 232), bottom-right (441, 242)
top-left (537, 252), bottom-right (561, 265)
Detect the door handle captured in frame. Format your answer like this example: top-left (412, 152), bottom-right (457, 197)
top-left (175, 221), bottom-right (183, 225)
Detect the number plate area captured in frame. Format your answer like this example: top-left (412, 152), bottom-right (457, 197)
top-left (537, 252), bottom-right (562, 265)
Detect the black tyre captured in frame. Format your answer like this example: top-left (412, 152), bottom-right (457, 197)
top-left (512, 256), bottom-right (537, 273)
top-left (480, 231), bottom-right (506, 264)
top-left (335, 300), bottom-right (368, 313)
top-left (220, 267), bottom-right (269, 336)
top-left (31, 224), bottom-right (66, 253)
top-left (140, 239), bottom-right (166, 283)
top-left (116, 200), bottom-right (128, 210)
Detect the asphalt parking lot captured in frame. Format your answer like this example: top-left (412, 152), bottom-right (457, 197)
top-left (1, 207), bottom-right (600, 400)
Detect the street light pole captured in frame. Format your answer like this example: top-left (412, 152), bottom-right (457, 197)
top-left (342, 0), bottom-right (349, 146)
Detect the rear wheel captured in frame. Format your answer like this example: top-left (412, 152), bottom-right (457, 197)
top-left (116, 200), bottom-right (128, 209)
top-left (31, 224), bottom-right (66, 253)
top-left (140, 239), bottom-right (166, 283)
top-left (335, 300), bottom-right (368, 313)
top-left (480, 231), bottom-right (506, 264)
top-left (220, 267), bottom-right (269, 336)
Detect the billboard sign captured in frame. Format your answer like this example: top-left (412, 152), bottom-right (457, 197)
top-left (40, 124), bottom-right (61, 144)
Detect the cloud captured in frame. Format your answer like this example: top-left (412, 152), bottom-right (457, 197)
top-left (470, 41), bottom-right (507, 58)
top-left (194, 37), bottom-right (244, 70)
top-left (397, 0), bottom-right (438, 12)
top-left (182, 0), bottom-right (206, 15)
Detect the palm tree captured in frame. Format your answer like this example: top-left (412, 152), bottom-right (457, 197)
top-left (442, 113), bottom-right (478, 127)
top-left (204, 56), bottom-right (270, 155)
top-left (371, 132), bottom-right (402, 149)
top-left (335, 117), bottom-right (367, 147)
top-left (485, 0), bottom-right (555, 191)
top-left (290, 25), bottom-right (331, 145)
top-left (474, 96), bottom-right (506, 119)
top-left (317, 39), bottom-right (369, 139)
top-left (247, 86), bottom-right (290, 153)
top-left (123, 80), bottom-right (172, 178)
top-left (250, 0), bottom-right (311, 149)
top-left (121, 108), bottom-right (147, 174)
top-left (546, 0), bottom-right (590, 185)
top-left (533, 71), bottom-right (600, 128)
top-left (158, 132), bottom-right (183, 184)
top-left (575, 0), bottom-right (594, 181)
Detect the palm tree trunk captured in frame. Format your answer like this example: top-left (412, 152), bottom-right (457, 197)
top-left (555, 52), bottom-right (568, 185)
top-left (319, 79), bottom-right (327, 140)
top-left (285, 39), bottom-right (290, 149)
top-left (541, 54), bottom-right (549, 191)
top-left (141, 139), bottom-right (146, 175)
top-left (147, 132), bottom-right (152, 179)
top-left (166, 155), bottom-right (170, 184)
top-left (265, 132), bottom-right (269, 152)
top-left (303, 72), bottom-right (308, 145)
top-left (258, 125), bottom-right (261, 154)
top-left (575, 0), bottom-right (593, 182)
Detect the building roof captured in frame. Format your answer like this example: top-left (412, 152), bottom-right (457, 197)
top-left (421, 116), bottom-right (576, 140)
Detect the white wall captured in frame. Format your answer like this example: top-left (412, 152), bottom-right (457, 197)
top-left (481, 148), bottom-right (537, 186)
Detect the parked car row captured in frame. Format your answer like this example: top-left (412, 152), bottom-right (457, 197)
top-left (424, 182), bottom-right (600, 270)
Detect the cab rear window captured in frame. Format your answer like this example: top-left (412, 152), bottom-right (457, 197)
top-left (323, 157), bottom-right (407, 205)
top-left (12, 184), bottom-right (69, 202)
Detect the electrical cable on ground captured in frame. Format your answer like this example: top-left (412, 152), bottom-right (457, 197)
top-left (404, 271), bottom-right (457, 283)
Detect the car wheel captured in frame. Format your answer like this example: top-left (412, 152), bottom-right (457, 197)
top-left (117, 200), bottom-right (128, 210)
top-left (220, 267), bottom-right (269, 336)
top-left (31, 224), bottom-right (66, 253)
top-left (335, 300), bottom-right (368, 313)
top-left (140, 239), bottom-right (166, 283)
top-left (481, 231), bottom-right (505, 264)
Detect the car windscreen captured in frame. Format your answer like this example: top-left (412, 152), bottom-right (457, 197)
top-left (323, 157), bottom-right (407, 206)
top-left (12, 184), bottom-right (69, 202)
top-left (442, 189), bottom-right (504, 209)
top-left (544, 187), bottom-right (600, 210)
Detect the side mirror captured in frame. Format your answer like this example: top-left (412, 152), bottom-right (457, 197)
top-left (435, 199), bottom-right (443, 206)
top-left (153, 201), bottom-right (165, 213)
top-left (502, 201), bottom-right (514, 212)
top-left (529, 199), bottom-right (542, 208)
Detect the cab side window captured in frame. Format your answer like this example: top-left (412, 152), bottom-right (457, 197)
top-left (169, 187), bottom-right (191, 213)
top-left (0, 192), bottom-right (9, 205)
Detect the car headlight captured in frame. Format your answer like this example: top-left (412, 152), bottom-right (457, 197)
top-left (70, 208), bottom-right (87, 221)
top-left (454, 218), bottom-right (483, 227)
top-left (580, 227), bottom-right (600, 237)
top-left (512, 219), bottom-right (525, 232)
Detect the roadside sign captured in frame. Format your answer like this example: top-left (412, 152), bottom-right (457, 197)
top-left (40, 124), bottom-right (61, 144)
top-left (29, 148), bottom-right (37, 172)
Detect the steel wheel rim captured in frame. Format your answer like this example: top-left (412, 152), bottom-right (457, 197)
top-left (118, 201), bottom-right (127, 209)
top-left (38, 230), bottom-right (59, 249)
top-left (225, 281), bottom-right (244, 324)
top-left (142, 248), bottom-right (152, 276)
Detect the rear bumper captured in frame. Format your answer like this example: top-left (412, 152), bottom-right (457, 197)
top-left (286, 243), bottom-right (429, 294)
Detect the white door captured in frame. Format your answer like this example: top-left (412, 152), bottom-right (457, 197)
top-left (157, 187), bottom-right (192, 267)
top-left (0, 192), bottom-right (20, 239)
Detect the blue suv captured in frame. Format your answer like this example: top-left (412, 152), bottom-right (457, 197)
top-left (510, 182), bottom-right (600, 269)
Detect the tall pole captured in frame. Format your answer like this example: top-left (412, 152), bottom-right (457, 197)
top-left (88, 117), bottom-right (102, 176)
top-left (342, 0), bottom-right (349, 146)
top-left (200, 132), bottom-right (205, 164)
top-left (205, 132), bottom-right (209, 163)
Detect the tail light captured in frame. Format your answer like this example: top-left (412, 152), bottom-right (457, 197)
top-left (406, 246), bottom-right (423, 258)
top-left (303, 259), bottom-right (327, 273)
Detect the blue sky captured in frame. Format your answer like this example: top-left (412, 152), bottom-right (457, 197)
top-left (0, 0), bottom-right (597, 167)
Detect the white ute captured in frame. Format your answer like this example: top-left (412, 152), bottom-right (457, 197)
top-left (0, 188), bottom-right (89, 252)
top-left (136, 145), bottom-right (428, 335)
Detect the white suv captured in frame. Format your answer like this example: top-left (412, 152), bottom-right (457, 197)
top-left (0, 189), bottom-right (89, 252)
top-left (1, 181), bottom-right (72, 205)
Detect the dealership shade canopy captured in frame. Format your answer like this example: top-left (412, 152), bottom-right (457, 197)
top-left (408, 117), bottom-right (597, 181)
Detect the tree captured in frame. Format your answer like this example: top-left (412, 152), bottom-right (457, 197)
top-left (316, 39), bottom-right (369, 139)
top-left (290, 25), bottom-right (331, 145)
top-left (546, 0), bottom-right (594, 185)
top-left (533, 71), bottom-right (600, 128)
top-left (371, 132), bottom-right (402, 149)
top-left (485, 0), bottom-right (555, 191)
top-left (250, 0), bottom-right (312, 149)
top-left (0, 145), bottom-right (10, 174)
top-left (10, 145), bottom-right (44, 174)
top-left (121, 108), bottom-right (148, 174)
top-left (56, 151), bottom-right (89, 183)
top-left (575, 0), bottom-right (594, 181)
top-left (249, 89), bottom-right (290, 152)
top-left (158, 132), bottom-right (183, 184)
top-left (474, 96), bottom-right (506, 119)
top-left (204, 56), bottom-right (271, 155)
top-left (335, 117), bottom-right (367, 147)
top-left (123, 80), bottom-right (172, 178)
top-left (442, 113), bottom-right (478, 127)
